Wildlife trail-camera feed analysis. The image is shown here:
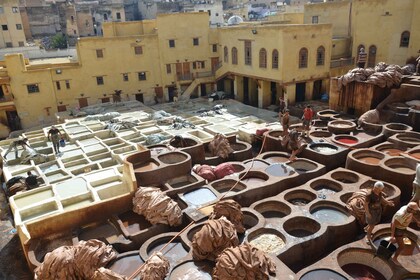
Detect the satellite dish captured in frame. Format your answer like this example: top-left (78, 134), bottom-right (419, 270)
top-left (227, 15), bottom-right (243, 25)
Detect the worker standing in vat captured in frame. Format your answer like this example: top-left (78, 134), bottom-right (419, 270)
top-left (364, 181), bottom-right (394, 244)
top-left (48, 126), bottom-right (63, 154)
top-left (410, 164), bottom-right (420, 204)
top-left (3, 136), bottom-right (30, 160)
top-left (25, 171), bottom-right (39, 190)
top-left (301, 105), bottom-right (314, 138)
top-left (390, 202), bottom-right (420, 265)
top-left (280, 109), bottom-right (290, 136)
top-left (288, 129), bottom-right (307, 162)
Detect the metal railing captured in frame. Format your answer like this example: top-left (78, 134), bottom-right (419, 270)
top-left (176, 73), bottom-right (193, 81)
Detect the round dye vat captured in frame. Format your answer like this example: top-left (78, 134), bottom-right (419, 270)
top-left (265, 163), bottom-right (294, 177)
top-left (381, 148), bottom-right (403, 156)
top-left (373, 236), bottom-right (419, 256)
top-left (288, 229), bottom-right (313, 238)
top-left (249, 233), bottom-right (285, 254)
top-left (262, 210), bottom-right (288, 219)
top-left (147, 241), bottom-right (188, 267)
top-left (183, 188), bottom-right (217, 206)
top-left (310, 144), bottom-right (338, 154)
top-left (337, 138), bottom-right (358, 145)
top-left (341, 263), bottom-right (386, 280)
top-left (386, 164), bottom-right (414, 173)
top-left (289, 199), bottom-right (309, 206)
top-left (241, 177), bottom-right (266, 186)
top-left (358, 157), bottom-right (381, 165)
top-left (316, 186), bottom-right (337, 198)
top-left (311, 208), bottom-right (349, 224)
top-left (119, 211), bottom-right (152, 235)
top-left (108, 253), bottom-right (144, 277)
top-left (264, 156), bottom-right (289, 164)
top-left (410, 152), bottom-right (420, 159)
top-left (300, 269), bottom-right (347, 280)
top-left (170, 261), bottom-right (212, 280)
top-left (245, 160), bottom-right (269, 169)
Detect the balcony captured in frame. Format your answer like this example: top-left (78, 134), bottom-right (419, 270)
top-left (177, 73), bottom-right (193, 81)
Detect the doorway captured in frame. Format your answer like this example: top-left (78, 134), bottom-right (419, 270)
top-left (295, 82), bottom-right (306, 103)
top-left (200, 84), bottom-right (207, 97)
top-left (313, 80), bottom-right (322, 100)
top-left (211, 57), bottom-right (219, 73)
top-left (135, 93), bottom-right (144, 103)
top-left (168, 86), bottom-right (176, 102)
top-left (6, 110), bottom-right (21, 131)
top-left (270, 82), bottom-right (277, 105)
top-left (78, 97), bottom-right (88, 108)
top-left (243, 77), bottom-right (249, 105)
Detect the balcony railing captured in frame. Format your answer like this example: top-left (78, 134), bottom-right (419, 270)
top-left (177, 73), bottom-right (193, 81)
top-left (330, 57), bottom-right (355, 68)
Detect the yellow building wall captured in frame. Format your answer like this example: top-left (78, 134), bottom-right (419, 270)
top-left (332, 37), bottom-right (351, 59)
top-left (0, 0), bottom-right (26, 48)
top-left (103, 20), bottom-right (157, 37)
top-left (351, 0), bottom-right (415, 65)
top-left (304, 0), bottom-right (350, 37)
top-left (268, 12), bottom-right (304, 24)
top-left (408, 0), bottom-right (420, 59)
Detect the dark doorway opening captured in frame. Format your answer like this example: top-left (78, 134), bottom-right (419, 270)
top-left (79, 97), bottom-right (88, 108)
top-left (0, 86), bottom-right (4, 100)
top-left (313, 80), bottom-right (322, 100)
top-left (295, 82), bottom-right (306, 103)
top-left (271, 82), bottom-right (277, 105)
top-left (168, 86), bottom-right (176, 102)
top-left (135, 93), bottom-right (144, 103)
top-left (243, 77), bottom-right (249, 105)
top-left (6, 110), bottom-right (21, 131)
top-left (200, 84), bottom-right (207, 96)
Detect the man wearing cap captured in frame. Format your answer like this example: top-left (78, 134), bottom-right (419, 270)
top-left (281, 109), bottom-right (290, 136)
top-left (390, 202), bottom-right (420, 265)
top-left (3, 136), bottom-right (29, 160)
top-left (357, 48), bottom-right (367, 68)
top-left (48, 126), bottom-right (62, 154)
top-left (364, 181), bottom-right (394, 243)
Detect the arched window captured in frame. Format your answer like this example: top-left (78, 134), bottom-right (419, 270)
top-left (316, 46), bottom-right (325, 66)
top-left (272, 49), bottom-right (279, 69)
top-left (367, 45), bottom-right (377, 67)
top-left (224, 46), bottom-right (228, 63)
top-left (259, 48), bottom-right (267, 68)
top-left (232, 47), bottom-right (238, 65)
top-left (400, 31), bottom-right (410, 47)
top-left (299, 48), bottom-right (308, 68)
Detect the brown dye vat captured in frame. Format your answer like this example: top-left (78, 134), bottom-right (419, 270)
top-left (300, 269), bottom-right (347, 280)
top-left (150, 146), bottom-right (171, 156)
top-left (264, 156), bottom-right (289, 164)
top-left (134, 161), bottom-right (159, 172)
top-left (78, 223), bottom-right (122, 243)
top-left (147, 241), bottom-right (188, 267)
top-left (108, 254), bottom-right (144, 277)
top-left (409, 152), bottom-right (420, 159)
top-left (244, 160), bottom-right (269, 169)
top-left (119, 211), bottom-right (152, 235)
top-left (341, 263), bottom-right (386, 280)
top-left (169, 261), bottom-right (212, 280)
top-left (359, 157), bottom-right (381, 164)
top-left (373, 236), bottom-right (419, 256)
top-left (34, 235), bottom-right (74, 262)
top-left (288, 229), bottom-right (313, 237)
top-left (381, 148), bottom-right (403, 156)
top-left (265, 163), bottom-right (294, 177)
top-left (230, 143), bottom-right (247, 151)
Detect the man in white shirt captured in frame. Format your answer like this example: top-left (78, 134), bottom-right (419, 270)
top-left (390, 202), bottom-right (420, 265)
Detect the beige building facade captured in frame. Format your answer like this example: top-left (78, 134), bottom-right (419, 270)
top-left (0, 0), bottom-right (26, 48)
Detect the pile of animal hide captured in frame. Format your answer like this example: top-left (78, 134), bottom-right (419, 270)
top-left (34, 239), bottom-right (123, 280)
top-left (208, 134), bottom-right (234, 159)
top-left (193, 163), bottom-right (236, 182)
top-left (209, 199), bottom-right (245, 234)
top-left (357, 109), bottom-right (381, 127)
top-left (337, 62), bottom-right (404, 90)
top-left (132, 187), bottom-right (182, 226)
top-left (192, 217), bottom-right (239, 261)
top-left (137, 252), bottom-right (170, 280)
top-left (213, 243), bottom-right (277, 280)
top-left (346, 189), bottom-right (370, 225)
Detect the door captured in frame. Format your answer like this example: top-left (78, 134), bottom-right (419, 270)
top-left (295, 82), bottom-right (306, 103)
top-left (168, 86), bottom-right (176, 101)
top-left (176, 63), bottom-right (182, 79)
top-left (243, 77), bottom-right (249, 105)
top-left (57, 105), bottom-right (67, 112)
top-left (211, 57), bottom-right (219, 73)
top-left (6, 110), bottom-right (21, 131)
top-left (313, 80), bottom-right (322, 100)
top-left (78, 97), bottom-right (88, 108)
top-left (155, 87), bottom-right (164, 98)
top-left (183, 62), bottom-right (190, 79)
top-left (270, 82), bottom-right (277, 105)
top-left (200, 84), bottom-right (207, 96)
top-left (101, 97), bottom-right (110, 103)
top-left (135, 93), bottom-right (144, 103)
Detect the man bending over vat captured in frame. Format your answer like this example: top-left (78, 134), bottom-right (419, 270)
top-left (364, 181), bottom-right (394, 244)
top-left (390, 202), bottom-right (420, 265)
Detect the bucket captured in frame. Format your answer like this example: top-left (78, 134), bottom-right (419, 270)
top-left (375, 240), bottom-right (397, 259)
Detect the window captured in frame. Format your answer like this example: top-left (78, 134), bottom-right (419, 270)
top-left (5, 42), bottom-right (12, 48)
top-left (103, 13), bottom-right (108, 21)
top-left (0, 7), bottom-right (4, 14)
top-left (312, 16), bottom-right (318, 24)
top-left (193, 38), bottom-right (199, 46)
top-left (166, 64), bottom-right (171, 74)
top-left (116, 12), bottom-right (121, 20)
top-left (316, 46), bottom-right (325, 66)
top-left (208, 10), bottom-right (211, 16)
top-left (232, 47), bottom-right (238, 65)
top-left (169, 39), bottom-right (175, 48)
top-left (16, 24), bottom-right (22, 30)
top-left (272, 49), bottom-right (279, 69)
top-left (134, 46), bottom-right (143, 55)
top-left (244, 40), bottom-right (252, 65)
top-left (71, 16), bottom-right (74, 23)
top-left (200, 61), bottom-right (205, 68)
top-left (27, 84), bottom-right (40, 93)
top-left (56, 81), bottom-right (61, 90)
top-left (65, 80), bottom-right (70, 89)
top-left (193, 62), bottom-right (197, 69)
top-left (224, 46), bottom-right (228, 63)
top-left (259, 48), bottom-right (267, 68)
top-left (216, 13), bottom-right (219, 16)
top-left (299, 48), bottom-right (308, 68)
top-left (122, 73), bottom-right (129, 81)
top-left (2, 25), bottom-right (8, 31)
top-left (367, 45), bottom-right (377, 67)
top-left (92, 17), bottom-right (95, 23)
top-left (12, 7), bottom-right (19, 13)
top-left (138, 72), bottom-right (146, 81)
top-left (96, 76), bottom-right (104, 85)
top-left (18, 41), bottom-right (24, 47)
top-left (400, 31), bottom-right (410, 47)
top-left (212, 44), bottom-right (217, 52)
top-left (96, 49), bottom-right (104, 58)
